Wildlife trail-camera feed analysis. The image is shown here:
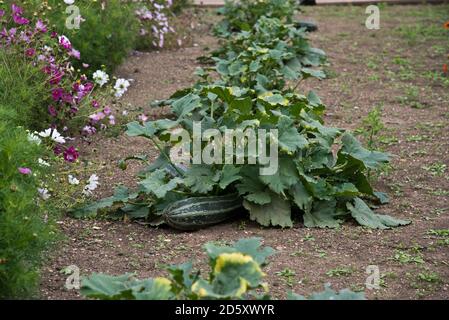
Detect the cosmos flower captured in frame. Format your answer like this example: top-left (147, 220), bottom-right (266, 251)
top-left (83, 174), bottom-right (100, 196)
top-left (68, 175), bottom-right (80, 185)
top-left (63, 146), bottom-right (79, 163)
top-left (58, 35), bottom-right (72, 50)
top-left (18, 167), bottom-right (32, 175)
top-left (92, 70), bottom-right (109, 87)
top-left (38, 188), bottom-right (51, 200)
top-left (38, 128), bottom-right (66, 144)
top-left (114, 78), bottom-right (130, 98)
top-left (38, 158), bottom-right (51, 167)
top-left (35, 20), bottom-right (47, 33)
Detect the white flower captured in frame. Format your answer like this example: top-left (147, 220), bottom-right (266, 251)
top-left (92, 70), bottom-right (109, 87)
top-left (114, 78), bottom-right (130, 98)
top-left (27, 132), bottom-right (42, 145)
top-left (37, 128), bottom-right (66, 144)
top-left (64, 0), bottom-right (75, 4)
top-left (38, 158), bottom-right (50, 167)
top-left (83, 174), bottom-right (100, 196)
top-left (68, 175), bottom-right (80, 185)
top-left (38, 188), bottom-right (51, 200)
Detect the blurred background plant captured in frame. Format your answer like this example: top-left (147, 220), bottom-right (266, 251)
top-left (0, 123), bottom-right (58, 299)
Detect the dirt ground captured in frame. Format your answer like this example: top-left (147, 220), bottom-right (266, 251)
top-left (39, 4), bottom-right (449, 300)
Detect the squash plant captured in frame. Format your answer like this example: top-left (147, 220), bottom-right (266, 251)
top-left (73, 85), bottom-right (409, 229)
top-left (211, 17), bottom-right (326, 92)
top-left (215, 0), bottom-right (297, 37)
top-left (81, 238), bottom-right (365, 300)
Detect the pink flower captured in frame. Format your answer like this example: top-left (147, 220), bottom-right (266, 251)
top-left (25, 48), bottom-right (35, 57)
top-left (51, 88), bottom-right (64, 101)
top-left (58, 35), bottom-right (72, 50)
top-left (13, 13), bottom-right (29, 25)
top-left (103, 106), bottom-right (111, 115)
top-left (69, 48), bottom-right (80, 60)
top-left (54, 145), bottom-right (63, 156)
top-left (35, 20), bottom-right (47, 33)
top-left (109, 115), bottom-right (116, 125)
top-left (0, 10), bottom-right (5, 18)
top-left (12, 4), bottom-right (24, 16)
top-left (82, 125), bottom-right (97, 135)
top-left (138, 114), bottom-right (148, 122)
top-left (48, 105), bottom-right (57, 117)
top-left (91, 100), bottom-right (100, 108)
top-left (51, 31), bottom-right (57, 38)
top-left (63, 146), bottom-right (79, 163)
top-left (89, 112), bottom-right (105, 122)
top-left (18, 167), bottom-right (32, 175)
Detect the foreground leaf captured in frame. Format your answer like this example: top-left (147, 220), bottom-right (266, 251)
top-left (347, 198), bottom-right (410, 229)
top-left (243, 193), bottom-right (292, 227)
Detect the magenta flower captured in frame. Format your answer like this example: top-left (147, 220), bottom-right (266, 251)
top-left (50, 31), bottom-right (57, 38)
top-left (63, 146), bottom-right (79, 163)
top-left (54, 145), bottom-right (63, 156)
top-left (58, 35), bottom-right (72, 50)
top-left (48, 105), bottom-right (57, 117)
top-left (69, 48), bottom-right (80, 60)
top-left (25, 48), bottom-right (35, 57)
top-left (51, 88), bottom-right (64, 101)
top-left (103, 106), bottom-right (111, 115)
top-left (18, 167), bottom-right (32, 175)
top-left (89, 112), bottom-right (105, 122)
top-left (0, 10), bottom-right (5, 18)
top-left (35, 20), bottom-right (47, 33)
top-left (91, 100), bottom-right (100, 108)
top-left (12, 4), bottom-right (24, 16)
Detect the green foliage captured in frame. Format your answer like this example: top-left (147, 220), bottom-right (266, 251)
top-left (0, 50), bottom-right (51, 130)
top-left (215, 0), bottom-right (298, 36)
top-left (0, 124), bottom-right (57, 298)
top-left (211, 17), bottom-right (326, 92)
top-left (355, 106), bottom-right (384, 150)
top-left (21, 0), bottom-right (139, 73)
top-left (81, 238), bottom-right (365, 300)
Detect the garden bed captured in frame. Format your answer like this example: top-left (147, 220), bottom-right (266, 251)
top-left (39, 4), bottom-right (449, 299)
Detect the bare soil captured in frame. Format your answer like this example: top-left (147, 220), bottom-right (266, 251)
top-left (40, 5), bottom-right (449, 300)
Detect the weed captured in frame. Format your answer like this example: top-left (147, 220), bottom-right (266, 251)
top-left (392, 250), bottom-right (425, 265)
top-left (275, 268), bottom-right (296, 287)
top-left (326, 267), bottom-right (353, 277)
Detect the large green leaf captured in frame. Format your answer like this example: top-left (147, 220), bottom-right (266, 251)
top-left (70, 186), bottom-right (137, 218)
top-left (236, 169), bottom-right (272, 205)
top-left (81, 273), bottom-right (174, 300)
top-left (171, 93), bottom-right (202, 118)
top-left (126, 121), bottom-right (156, 138)
top-left (340, 133), bottom-right (390, 170)
top-left (191, 252), bottom-right (264, 299)
top-left (303, 200), bottom-right (343, 228)
top-left (204, 237), bottom-right (275, 266)
top-left (347, 198), bottom-right (410, 229)
top-left (139, 169), bottom-right (182, 199)
top-left (259, 157), bottom-right (299, 194)
top-left (219, 165), bottom-right (242, 189)
top-left (289, 284), bottom-right (365, 300)
top-left (289, 181), bottom-right (312, 212)
top-left (277, 116), bottom-right (308, 153)
top-left (183, 165), bottom-right (220, 194)
top-left (81, 273), bottom-right (135, 300)
top-left (243, 193), bottom-right (292, 227)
